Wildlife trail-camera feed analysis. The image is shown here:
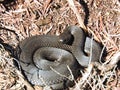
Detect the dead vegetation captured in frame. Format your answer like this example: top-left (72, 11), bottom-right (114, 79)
top-left (0, 0), bottom-right (120, 90)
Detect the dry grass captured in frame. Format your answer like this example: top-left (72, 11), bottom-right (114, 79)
top-left (0, 0), bottom-right (120, 90)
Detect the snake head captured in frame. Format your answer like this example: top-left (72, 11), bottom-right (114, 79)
top-left (59, 34), bottom-right (71, 43)
top-left (59, 30), bottom-right (74, 45)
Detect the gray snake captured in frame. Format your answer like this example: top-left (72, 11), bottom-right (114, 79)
top-left (17, 26), bottom-right (102, 89)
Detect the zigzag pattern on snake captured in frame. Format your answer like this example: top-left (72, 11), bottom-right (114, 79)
top-left (16, 26), bottom-right (102, 89)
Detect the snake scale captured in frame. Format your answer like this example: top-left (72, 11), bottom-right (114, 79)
top-left (16, 26), bottom-right (102, 89)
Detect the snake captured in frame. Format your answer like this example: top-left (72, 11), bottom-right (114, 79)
top-left (16, 26), bottom-right (102, 89)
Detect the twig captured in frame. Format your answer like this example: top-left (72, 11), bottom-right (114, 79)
top-left (67, 0), bottom-right (100, 42)
top-left (74, 64), bottom-right (93, 90)
top-left (66, 0), bottom-right (86, 30)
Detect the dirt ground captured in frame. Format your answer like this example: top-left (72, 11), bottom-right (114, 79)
top-left (0, 0), bottom-right (120, 90)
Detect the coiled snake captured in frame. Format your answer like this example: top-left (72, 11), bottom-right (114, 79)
top-left (17, 26), bottom-right (102, 89)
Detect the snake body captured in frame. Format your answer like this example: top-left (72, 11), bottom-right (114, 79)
top-left (17, 26), bottom-right (102, 89)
